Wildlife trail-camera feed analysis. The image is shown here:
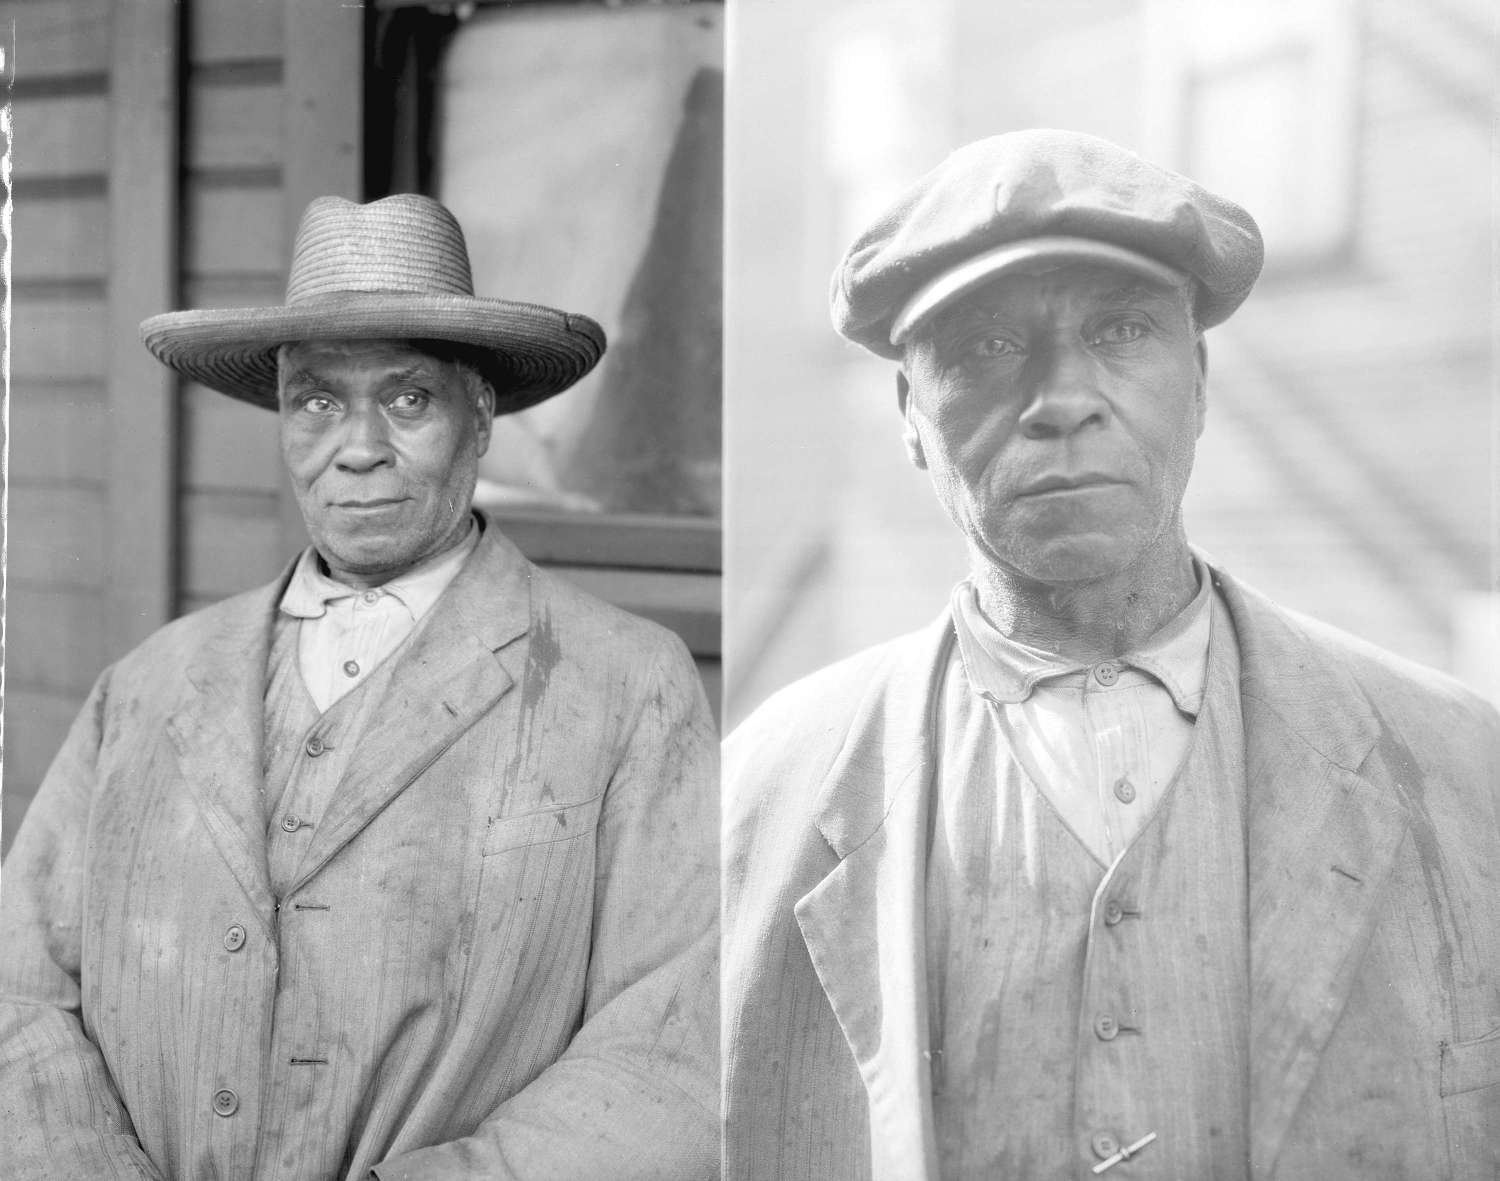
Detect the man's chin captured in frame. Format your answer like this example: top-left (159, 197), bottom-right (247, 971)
top-left (989, 531), bottom-right (1147, 586)
top-left (315, 532), bottom-right (418, 584)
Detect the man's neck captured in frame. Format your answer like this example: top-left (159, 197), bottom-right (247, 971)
top-left (971, 539), bottom-right (1200, 663)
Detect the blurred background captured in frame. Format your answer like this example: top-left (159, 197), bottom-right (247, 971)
top-left (725, 0), bottom-right (1499, 728)
top-left (2, 0), bottom-right (722, 851)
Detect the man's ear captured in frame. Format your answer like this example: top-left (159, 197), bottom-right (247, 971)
top-left (474, 383), bottom-right (496, 457)
top-left (1193, 336), bottom-right (1209, 438)
top-left (897, 370), bottom-right (927, 471)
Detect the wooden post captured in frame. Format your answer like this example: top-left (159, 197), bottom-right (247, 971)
top-left (277, 0), bottom-right (366, 559)
top-left (105, 0), bottom-right (181, 653)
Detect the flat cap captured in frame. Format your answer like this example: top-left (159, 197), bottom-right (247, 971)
top-left (832, 128), bottom-right (1264, 358)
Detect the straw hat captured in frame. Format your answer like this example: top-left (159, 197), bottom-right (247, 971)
top-left (140, 194), bottom-right (606, 414)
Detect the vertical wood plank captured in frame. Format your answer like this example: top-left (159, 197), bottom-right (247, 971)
top-left (106, 1), bottom-right (181, 652)
top-left (278, 0), bottom-right (365, 558)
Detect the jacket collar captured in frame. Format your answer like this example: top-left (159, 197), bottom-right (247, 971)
top-left (795, 565), bottom-right (1410, 1180)
top-left (164, 512), bottom-right (533, 911)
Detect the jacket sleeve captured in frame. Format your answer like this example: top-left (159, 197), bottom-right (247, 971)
top-left (373, 634), bottom-right (720, 1181)
top-left (0, 671), bottom-right (167, 1180)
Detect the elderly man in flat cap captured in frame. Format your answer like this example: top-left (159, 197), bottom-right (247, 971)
top-left (723, 130), bottom-right (1500, 1179)
top-left (0, 195), bottom-right (716, 1179)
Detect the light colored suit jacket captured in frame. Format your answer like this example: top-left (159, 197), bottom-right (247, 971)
top-left (0, 517), bottom-right (718, 1180)
top-left (723, 568), bottom-right (1500, 1180)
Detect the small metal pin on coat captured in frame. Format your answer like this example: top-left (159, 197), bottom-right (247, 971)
top-left (1092, 1131), bottom-right (1158, 1174)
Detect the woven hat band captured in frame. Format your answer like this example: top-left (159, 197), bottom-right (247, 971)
top-left (285, 194), bottom-right (476, 304)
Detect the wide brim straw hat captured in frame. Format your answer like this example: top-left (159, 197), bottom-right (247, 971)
top-left (140, 194), bottom-right (606, 415)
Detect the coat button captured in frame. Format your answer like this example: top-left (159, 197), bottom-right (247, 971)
top-left (212, 1088), bottom-right (239, 1117)
top-left (1092, 1132), bottom-right (1120, 1159)
top-left (1094, 1013), bottom-right (1119, 1040)
top-left (1113, 776), bottom-right (1136, 804)
top-left (281, 814), bottom-right (302, 833)
top-left (1093, 662), bottom-right (1119, 686)
top-left (305, 735), bottom-right (325, 757)
top-left (223, 924), bottom-right (246, 952)
top-left (1103, 899), bottom-right (1125, 926)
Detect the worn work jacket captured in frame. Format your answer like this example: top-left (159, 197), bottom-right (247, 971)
top-left (723, 567), bottom-right (1500, 1180)
top-left (0, 518), bottom-right (718, 1180)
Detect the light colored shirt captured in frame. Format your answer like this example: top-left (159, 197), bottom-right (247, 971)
top-left (278, 517), bottom-right (479, 712)
top-left (949, 560), bottom-right (1213, 865)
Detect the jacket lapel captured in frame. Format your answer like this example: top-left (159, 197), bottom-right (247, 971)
top-left (165, 579), bottom-right (286, 922)
top-left (1218, 574), bottom-right (1412, 1175)
top-left (794, 618), bottom-right (952, 1181)
top-left (287, 524), bottom-right (529, 893)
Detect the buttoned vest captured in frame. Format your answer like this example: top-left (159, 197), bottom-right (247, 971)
top-left (926, 595), bottom-right (1250, 1178)
top-left (262, 616), bottom-right (409, 898)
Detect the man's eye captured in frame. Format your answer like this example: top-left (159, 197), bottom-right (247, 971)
top-left (298, 393), bottom-right (336, 414)
top-left (967, 335), bottom-right (1022, 359)
top-left (390, 390), bottom-right (430, 411)
top-left (1093, 319), bottom-right (1148, 345)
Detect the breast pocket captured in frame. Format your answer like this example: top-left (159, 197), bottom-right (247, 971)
top-left (1439, 1027), bottom-right (1500, 1173)
top-left (481, 792), bottom-right (605, 857)
top-left (464, 793), bottom-right (605, 1008)
top-left (1440, 1027), bottom-right (1500, 1097)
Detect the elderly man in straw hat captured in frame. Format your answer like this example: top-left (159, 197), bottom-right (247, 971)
top-left (0, 195), bottom-right (716, 1179)
top-left (723, 130), bottom-right (1500, 1179)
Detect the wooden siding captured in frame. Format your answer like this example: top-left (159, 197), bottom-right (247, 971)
top-left (5, 0), bottom-right (296, 850)
top-left (6, 0), bottom-right (114, 848)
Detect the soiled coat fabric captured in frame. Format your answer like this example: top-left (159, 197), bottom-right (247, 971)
top-left (722, 566), bottom-right (1500, 1180)
top-left (0, 516), bottom-right (718, 1180)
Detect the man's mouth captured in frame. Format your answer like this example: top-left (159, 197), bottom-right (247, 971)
top-left (1017, 474), bottom-right (1124, 497)
top-left (332, 497), bottom-right (407, 511)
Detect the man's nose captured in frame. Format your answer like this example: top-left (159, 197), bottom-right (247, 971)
top-left (1016, 340), bottom-right (1109, 440)
top-left (334, 404), bottom-right (395, 471)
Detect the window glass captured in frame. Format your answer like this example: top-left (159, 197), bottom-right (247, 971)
top-left (434, 2), bottom-right (723, 519)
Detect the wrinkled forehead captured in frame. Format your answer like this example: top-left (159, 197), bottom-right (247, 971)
top-left (918, 259), bottom-right (1195, 340)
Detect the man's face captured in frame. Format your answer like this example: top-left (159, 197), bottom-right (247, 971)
top-left (278, 339), bottom-right (493, 588)
top-left (899, 261), bottom-right (1205, 586)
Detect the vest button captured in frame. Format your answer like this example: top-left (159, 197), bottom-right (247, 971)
top-left (1093, 662), bottom-right (1120, 686)
top-left (1092, 1132), bottom-right (1120, 1160)
top-left (1094, 1013), bottom-right (1119, 1040)
top-left (1103, 899), bottom-right (1125, 926)
top-left (212, 1088), bottom-right (239, 1117)
top-left (1113, 777), bottom-right (1136, 804)
top-left (281, 814), bottom-right (302, 833)
top-left (222, 924), bottom-right (246, 952)
top-left (342, 659), bottom-right (360, 677)
top-left (305, 735), bottom-right (326, 757)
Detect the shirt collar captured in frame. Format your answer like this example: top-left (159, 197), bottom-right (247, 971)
top-left (952, 556), bottom-right (1214, 717)
top-left (279, 514), bottom-right (480, 623)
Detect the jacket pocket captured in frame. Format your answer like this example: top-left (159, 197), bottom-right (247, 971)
top-left (481, 792), bottom-right (604, 857)
top-left (1440, 1027), bottom-right (1500, 1097)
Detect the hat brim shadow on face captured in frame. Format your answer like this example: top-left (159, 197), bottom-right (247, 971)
top-left (889, 236), bottom-right (1193, 349)
top-left (140, 292), bottom-right (607, 415)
